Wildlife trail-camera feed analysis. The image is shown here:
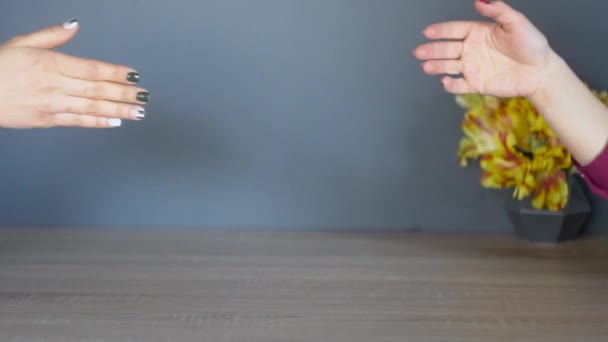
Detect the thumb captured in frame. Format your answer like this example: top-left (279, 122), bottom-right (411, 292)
top-left (5, 19), bottom-right (79, 49)
top-left (475, 1), bottom-right (527, 29)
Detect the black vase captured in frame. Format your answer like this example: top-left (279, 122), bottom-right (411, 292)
top-left (505, 174), bottom-right (591, 243)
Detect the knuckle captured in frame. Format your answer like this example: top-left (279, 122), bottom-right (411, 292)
top-left (85, 64), bottom-right (101, 79)
top-left (64, 104), bottom-right (76, 113)
top-left (97, 117), bottom-right (108, 128)
top-left (450, 62), bottom-right (461, 74)
top-left (83, 85), bottom-right (95, 97)
top-left (45, 99), bottom-right (58, 112)
top-left (41, 114), bottom-right (56, 128)
top-left (39, 80), bottom-right (58, 94)
top-left (116, 105), bottom-right (128, 118)
top-left (35, 52), bottom-right (59, 74)
top-left (120, 87), bottom-right (132, 101)
top-left (113, 67), bottom-right (124, 82)
top-left (85, 99), bottom-right (99, 114)
top-left (453, 43), bottom-right (463, 54)
top-left (39, 96), bottom-right (54, 111)
top-left (84, 84), bottom-right (105, 98)
top-left (77, 115), bottom-right (91, 127)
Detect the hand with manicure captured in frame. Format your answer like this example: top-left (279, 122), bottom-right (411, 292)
top-left (414, 0), bottom-right (555, 98)
top-left (0, 18), bottom-right (148, 129)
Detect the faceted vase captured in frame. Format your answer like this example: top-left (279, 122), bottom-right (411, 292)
top-left (505, 175), bottom-right (592, 243)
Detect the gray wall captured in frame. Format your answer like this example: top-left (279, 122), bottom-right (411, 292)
top-left (0, 0), bottom-right (606, 233)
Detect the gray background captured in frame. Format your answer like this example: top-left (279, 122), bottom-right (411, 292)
top-left (0, 0), bottom-right (606, 233)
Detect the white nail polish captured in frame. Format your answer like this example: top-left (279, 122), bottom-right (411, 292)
top-left (63, 18), bottom-right (78, 30)
top-left (108, 118), bottom-right (122, 127)
top-left (131, 107), bottom-right (145, 119)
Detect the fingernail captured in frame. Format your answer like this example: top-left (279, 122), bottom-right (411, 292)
top-left (131, 107), bottom-right (145, 120)
top-left (63, 18), bottom-right (78, 30)
top-left (126, 72), bottom-right (140, 83)
top-left (479, 0), bottom-right (491, 4)
top-left (108, 118), bottom-right (122, 127)
top-left (136, 92), bottom-right (149, 103)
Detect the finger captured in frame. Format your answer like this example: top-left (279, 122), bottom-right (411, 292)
top-left (423, 21), bottom-right (475, 40)
top-left (55, 53), bottom-right (141, 85)
top-left (475, 0), bottom-right (527, 29)
top-left (413, 41), bottom-right (463, 60)
top-left (49, 113), bottom-right (122, 128)
top-left (50, 96), bottom-right (145, 121)
top-left (5, 19), bottom-right (79, 49)
top-left (441, 76), bottom-right (472, 94)
top-left (4, 19), bottom-right (79, 49)
top-left (60, 77), bottom-right (149, 105)
top-left (421, 60), bottom-right (462, 75)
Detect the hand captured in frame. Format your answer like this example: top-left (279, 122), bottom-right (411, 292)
top-left (0, 19), bottom-right (148, 129)
top-left (414, 0), bottom-right (556, 98)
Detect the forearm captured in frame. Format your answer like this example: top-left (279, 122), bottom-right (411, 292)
top-left (529, 51), bottom-right (608, 166)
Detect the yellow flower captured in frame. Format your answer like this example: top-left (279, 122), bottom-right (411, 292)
top-left (455, 94), bottom-right (500, 111)
top-left (591, 88), bottom-right (608, 107)
top-left (456, 94), bottom-right (575, 211)
top-left (457, 95), bottom-right (505, 166)
top-left (456, 87), bottom-right (608, 211)
top-left (531, 170), bottom-right (569, 211)
top-left (458, 137), bottom-right (477, 167)
top-left (526, 143), bottom-right (571, 210)
top-left (478, 131), bottom-right (531, 194)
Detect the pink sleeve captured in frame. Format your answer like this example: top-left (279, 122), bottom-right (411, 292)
top-left (573, 142), bottom-right (608, 200)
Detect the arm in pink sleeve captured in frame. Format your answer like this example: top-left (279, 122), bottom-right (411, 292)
top-left (573, 142), bottom-right (608, 200)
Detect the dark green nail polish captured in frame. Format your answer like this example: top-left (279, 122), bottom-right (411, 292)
top-left (127, 72), bottom-right (140, 83)
top-left (136, 92), bottom-right (149, 103)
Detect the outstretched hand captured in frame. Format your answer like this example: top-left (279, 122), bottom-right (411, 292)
top-left (415, 0), bottom-right (556, 98)
top-left (0, 19), bottom-right (148, 129)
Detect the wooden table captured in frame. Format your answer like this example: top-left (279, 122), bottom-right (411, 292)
top-left (0, 229), bottom-right (606, 341)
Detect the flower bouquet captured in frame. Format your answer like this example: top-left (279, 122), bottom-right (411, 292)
top-left (455, 89), bottom-right (608, 241)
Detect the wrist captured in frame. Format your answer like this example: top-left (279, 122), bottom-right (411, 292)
top-left (526, 49), bottom-right (608, 165)
top-left (528, 50), bottom-right (570, 106)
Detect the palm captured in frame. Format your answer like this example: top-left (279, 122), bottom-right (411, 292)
top-left (416, 1), bottom-right (552, 98)
top-left (461, 22), bottom-right (550, 97)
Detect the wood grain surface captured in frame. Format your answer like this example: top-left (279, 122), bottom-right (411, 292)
top-left (0, 229), bottom-right (606, 342)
